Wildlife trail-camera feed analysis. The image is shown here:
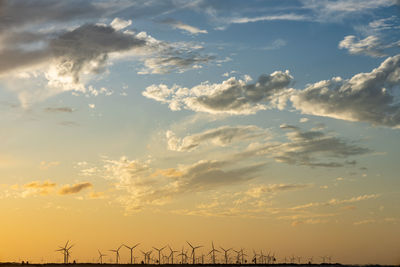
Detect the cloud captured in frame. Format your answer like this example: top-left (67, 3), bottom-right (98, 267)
top-left (246, 184), bottom-right (311, 198)
top-left (39, 161), bottom-right (60, 170)
top-left (23, 180), bottom-right (57, 196)
top-left (110, 17), bottom-right (132, 31)
top-left (230, 14), bottom-right (309, 24)
top-left (58, 182), bottom-right (93, 195)
top-left (262, 39), bottom-right (287, 50)
top-left (234, 125), bottom-right (370, 168)
top-left (44, 107), bottom-right (74, 113)
top-left (0, 0), bottom-right (104, 31)
top-left (143, 71), bottom-right (293, 114)
top-left (49, 24), bottom-right (146, 84)
top-left (290, 54), bottom-right (400, 127)
top-left (166, 125), bottom-right (270, 151)
top-left (162, 18), bottom-right (208, 35)
top-left (300, 0), bottom-right (396, 22)
top-left (291, 194), bottom-right (380, 210)
top-left (102, 156), bottom-right (265, 212)
top-left (0, 0), bottom-right (215, 107)
top-left (339, 35), bottom-right (387, 57)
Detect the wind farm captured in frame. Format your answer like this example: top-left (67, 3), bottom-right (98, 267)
top-left (0, 241), bottom-right (395, 267)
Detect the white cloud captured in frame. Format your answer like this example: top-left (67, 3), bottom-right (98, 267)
top-left (230, 14), bottom-right (309, 24)
top-left (143, 71), bottom-right (293, 115)
top-left (290, 54), bottom-right (400, 127)
top-left (110, 17), bottom-right (132, 31)
top-left (339, 35), bottom-right (387, 57)
top-left (162, 19), bottom-right (207, 35)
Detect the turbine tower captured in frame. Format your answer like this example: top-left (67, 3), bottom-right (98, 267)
top-left (152, 246), bottom-right (166, 265)
top-left (124, 243), bottom-right (140, 264)
top-left (220, 246), bottom-right (232, 264)
top-left (56, 241), bottom-right (74, 264)
top-left (208, 242), bottom-right (220, 264)
top-left (98, 250), bottom-right (107, 264)
top-left (187, 241), bottom-right (202, 264)
top-left (110, 245), bottom-right (123, 264)
top-left (168, 246), bottom-right (179, 264)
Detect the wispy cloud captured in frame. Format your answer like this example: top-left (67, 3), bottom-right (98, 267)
top-left (230, 14), bottom-right (309, 24)
top-left (162, 18), bottom-right (208, 35)
top-left (24, 181), bottom-right (57, 196)
top-left (58, 182), bottom-right (93, 195)
top-left (166, 125), bottom-right (270, 151)
top-left (44, 107), bottom-right (74, 113)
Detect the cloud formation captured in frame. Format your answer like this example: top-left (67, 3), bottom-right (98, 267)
top-left (166, 125), bottom-right (270, 151)
top-left (24, 181), bottom-right (57, 196)
top-left (290, 54), bottom-right (400, 127)
top-left (143, 71), bottom-right (293, 114)
top-left (234, 124), bottom-right (370, 168)
top-left (162, 19), bottom-right (208, 35)
top-left (102, 156), bottom-right (264, 212)
top-left (339, 35), bottom-right (400, 57)
top-left (58, 182), bottom-right (93, 195)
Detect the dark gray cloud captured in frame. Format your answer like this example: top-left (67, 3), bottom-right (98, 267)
top-left (49, 24), bottom-right (146, 83)
top-left (234, 125), bottom-right (370, 168)
top-left (0, 0), bottom-right (103, 31)
top-left (290, 54), bottom-right (400, 127)
top-left (143, 71), bottom-right (293, 114)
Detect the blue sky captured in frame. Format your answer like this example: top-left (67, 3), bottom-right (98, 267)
top-left (0, 0), bottom-right (400, 264)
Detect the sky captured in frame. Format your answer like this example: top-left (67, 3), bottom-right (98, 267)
top-left (0, 0), bottom-right (400, 265)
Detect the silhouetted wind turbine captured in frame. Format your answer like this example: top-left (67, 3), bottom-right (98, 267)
top-left (220, 246), bottom-right (232, 264)
top-left (178, 247), bottom-right (187, 264)
top-left (187, 241), bottom-right (202, 264)
top-left (110, 245), bottom-right (123, 264)
top-left (252, 250), bottom-right (259, 264)
top-left (208, 242), bottom-right (220, 264)
top-left (98, 250), bottom-right (107, 264)
top-left (233, 250), bottom-right (241, 264)
top-left (308, 256), bottom-right (314, 264)
top-left (241, 248), bottom-right (247, 264)
top-left (168, 245), bottom-right (179, 264)
top-left (153, 246), bottom-right (166, 265)
top-left (124, 243), bottom-right (140, 264)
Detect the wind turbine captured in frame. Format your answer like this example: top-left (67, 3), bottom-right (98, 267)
top-left (252, 250), bottom-right (259, 264)
top-left (56, 241), bottom-right (74, 264)
top-left (233, 250), bottom-right (241, 264)
top-left (308, 256), bottom-right (314, 264)
top-left (208, 242), bottom-right (220, 264)
top-left (110, 245), bottom-right (123, 264)
top-left (187, 241), bottom-right (202, 264)
top-left (55, 242), bottom-right (67, 264)
top-left (240, 248), bottom-right (247, 264)
top-left (98, 250), bottom-right (107, 264)
top-left (178, 247), bottom-right (187, 264)
top-left (168, 246), bottom-right (179, 264)
top-left (259, 250), bottom-right (265, 264)
top-left (220, 246), bottom-right (232, 264)
top-left (124, 243), bottom-right (140, 264)
top-left (152, 246), bottom-right (166, 265)
top-left (143, 250), bottom-right (153, 264)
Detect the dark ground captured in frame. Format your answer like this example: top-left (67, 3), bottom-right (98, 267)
top-left (0, 263), bottom-right (398, 267)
